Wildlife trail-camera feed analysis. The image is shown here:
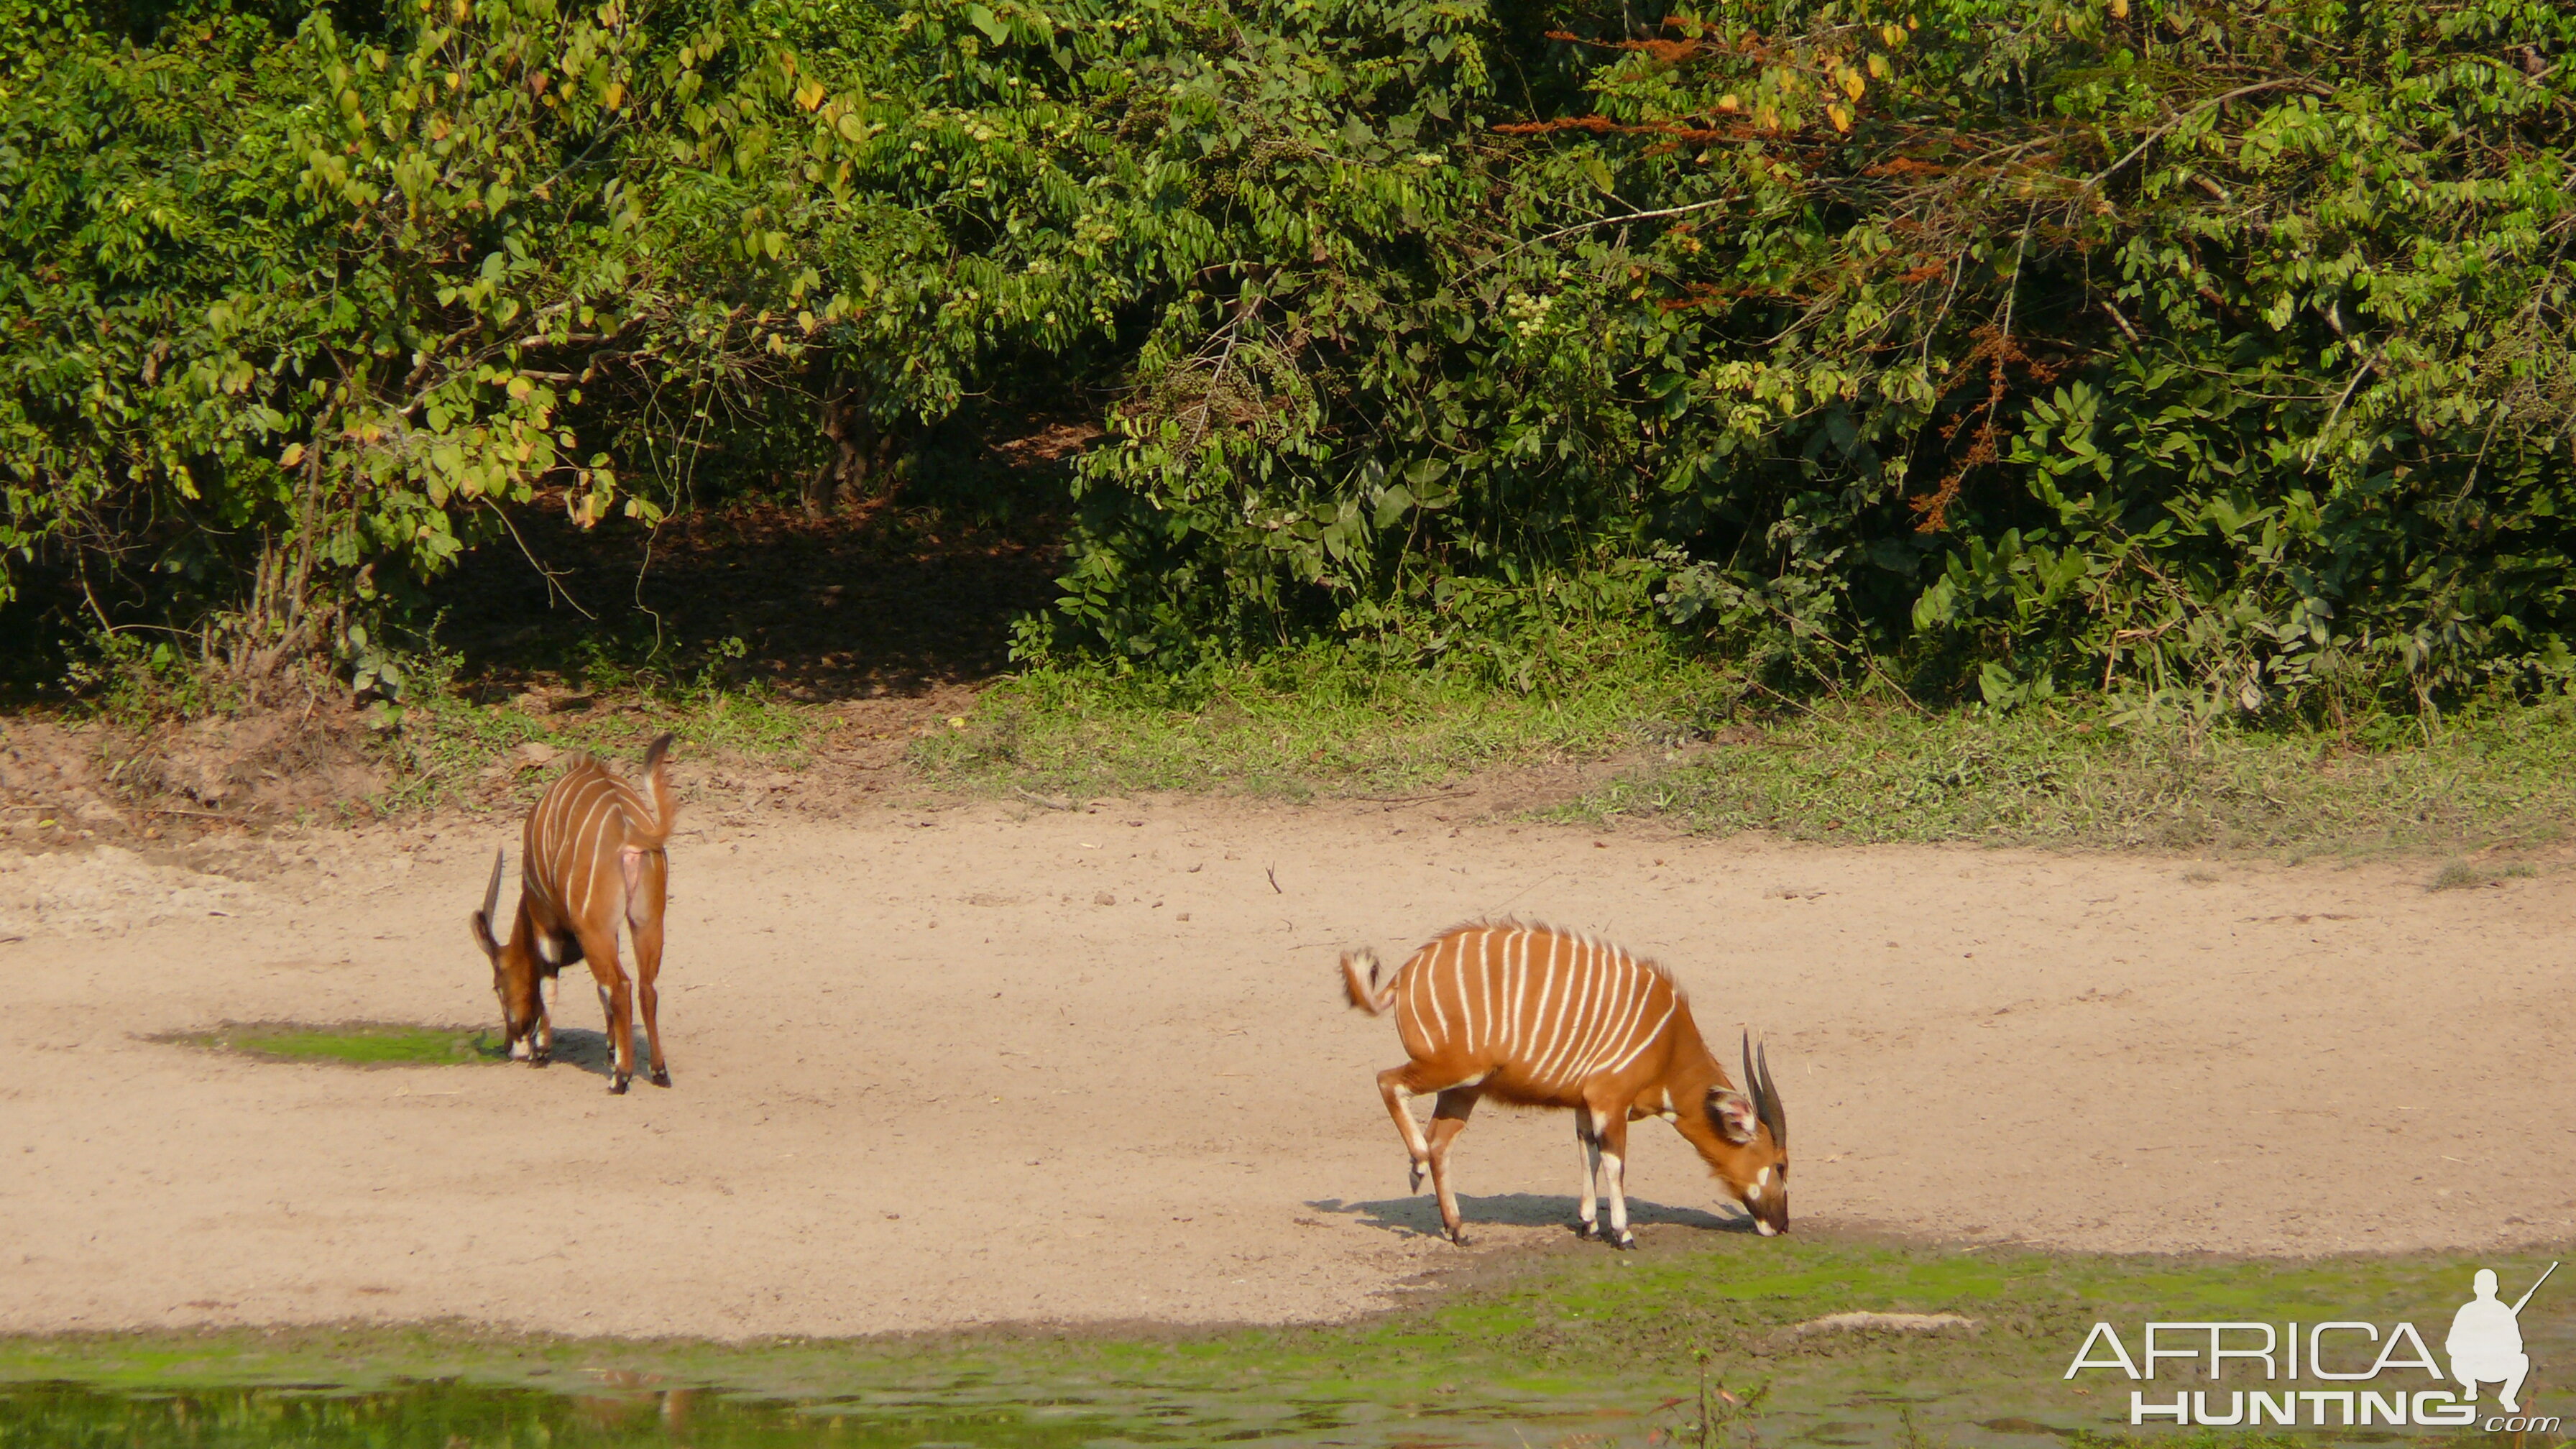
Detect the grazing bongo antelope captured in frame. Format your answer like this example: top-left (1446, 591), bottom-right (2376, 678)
top-left (469, 734), bottom-right (677, 1093)
top-left (1343, 921), bottom-right (1788, 1247)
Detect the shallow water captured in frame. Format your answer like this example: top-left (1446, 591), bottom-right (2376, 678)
top-left (15, 1239), bottom-right (2558, 1448)
top-left (0, 1377), bottom-right (1672, 1449)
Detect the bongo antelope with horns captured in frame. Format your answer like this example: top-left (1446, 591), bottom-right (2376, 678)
top-left (1343, 921), bottom-right (1788, 1246)
top-left (469, 734), bottom-right (677, 1092)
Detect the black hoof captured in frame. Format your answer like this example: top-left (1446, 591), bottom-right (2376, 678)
top-left (530, 1052), bottom-right (549, 1067)
top-left (609, 1076), bottom-right (630, 1095)
top-left (1610, 1232), bottom-right (1638, 1251)
top-left (1574, 1221), bottom-right (1599, 1240)
top-left (1448, 1230), bottom-right (1471, 1247)
top-left (1409, 1164), bottom-right (1427, 1193)
top-left (650, 1068), bottom-right (672, 1088)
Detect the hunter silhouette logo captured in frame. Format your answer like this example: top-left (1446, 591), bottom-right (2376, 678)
top-left (2064, 1261), bottom-right (2560, 1432)
top-left (2448, 1264), bottom-right (2553, 1413)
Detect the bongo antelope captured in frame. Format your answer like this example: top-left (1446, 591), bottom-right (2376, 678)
top-left (469, 734), bottom-right (677, 1093)
top-left (1342, 921), bottom-right (1788, 1246)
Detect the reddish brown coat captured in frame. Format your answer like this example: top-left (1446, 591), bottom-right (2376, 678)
top-left (470, 735), bottom-right (677, 1093)
top-left (1343, 921), bottom-right (1787, 1245)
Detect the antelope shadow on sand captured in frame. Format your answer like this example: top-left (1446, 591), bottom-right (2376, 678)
top-left (1310, 1192), bottom-right (1747, 1241)
top-left (515, 1025), bottom-right (634, 1083)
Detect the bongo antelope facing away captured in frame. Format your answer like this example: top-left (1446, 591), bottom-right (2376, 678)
top-left (1343, 921), bottom-right (1788, 1246)
top-left (469, 734), bottom-right (677, 1093)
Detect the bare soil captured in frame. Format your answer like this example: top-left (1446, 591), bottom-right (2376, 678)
top-left (0, 708), bottom-right (391, 846)
top-left (0, 428), bottom-right (1079, 849)
top-left (4, 786), bottom-right (2572, 1340)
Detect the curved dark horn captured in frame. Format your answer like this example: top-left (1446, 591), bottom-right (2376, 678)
top-left (1742, 1029), bottom-right (1765, 1126)
top-left (1756, 1039), bottom-right (1786, 1148)
top-left (481, 847), bottom-right (505, 924)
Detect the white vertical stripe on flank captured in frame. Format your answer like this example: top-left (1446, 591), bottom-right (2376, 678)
top-left (1578, 942), bottom-right (1622, 1078)
top-left (533, 782), bottom-right (564, 915)
top-left (1448, 936), bottom-right (1475, 1059)
top-left (1475, 932), bottom-right (1496, 1056)
top-left (1552, 932), bottom-right (1592, 1085)
top-left (1502, 929), bottom-right (1524, 1062)
top-left (1514, 928), bottom-right (1555, 1077)
top-left (1514, 930), bottom-right (1542, 1071)
top-left (564, 786), bottom-right (589, 919)
top-left (562, 780), bottom-right (593, 919)
top-left (1467, 933), bottom-right (1488, 1057)
top-left (595, 783), bottom-right (621, 911)
top-left (1393, 948), bottom-right (1427, 1061)
top-left (1532, 934), bottom-right (1593, 1087)
top-left (1594, 962), bottom-right (1641, 1074)
top-left (593, 788), bottom-right (620, 891)
top-left (1528, 933), bottom-right (1571, 1087)
top-left (1598, 954), bottom-right (1644, 1077)
top-left (527, 785), bottom-right (556, 914)
top-left (1559, 939), bottom-right (1616, 1084)
top-left (1463, 928), bottom-right (1484, 1057)
top-left (1514, 929), bottom-right (1544, 1070)
top-left (1555, 928), bottom-right (1597, 1077)
top-left (1603, 993), bottom-right (1674, 1079)
top-left (1453, 923), bottom-right (1473, 1046)
top-left (1572, 944), bottom-right (1618, 1080)
top-left (570, 783), bottom-right (608, 919)
top-left (561, 783), bottom-right (590, 913)
top-left (1566, 938), bottom-right (1607, 1082)
top-left (1604, 953), bottom-right (1655, 1071)
top-left (1422, 932), bottom-right (1451, 1041)
top-left (1538, 934), bottom-right (1555, 1053)
top-left (1537, 929), bottom-right (1570, 1073)
top-left (1404, 947), bottom-right (1430, 1041)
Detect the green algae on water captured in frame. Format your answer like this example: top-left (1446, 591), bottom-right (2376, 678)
top-left (157, 1021), bottom-right (507, 1067)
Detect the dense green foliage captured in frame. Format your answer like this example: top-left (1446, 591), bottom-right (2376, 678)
top-left (4, 0), bottom-right (2572, 712)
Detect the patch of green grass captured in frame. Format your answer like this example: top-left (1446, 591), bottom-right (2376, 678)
top-left (2, 1236), bottom-right (2562, 1445)
top-left (912, 639), bottom-right (2576, 857)
top-left (161, 1021), bottom-right (507, 1067)
top-left (911, 636), bottom-right (1721, 800)
top-left (129, 604), bottom-right (2576, 865)
top-left (1561, 694), bottom-right (2576, 856)
top-left (369, 674), bottom-right (829, 817)
top-left (2426, 857), bottom-right (2539, 892)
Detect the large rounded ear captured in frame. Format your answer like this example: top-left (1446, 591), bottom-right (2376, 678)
top-left (1706, 1087), bottom-right (1758, 1145)
top-left (469, 910), bottom-right (502, 962)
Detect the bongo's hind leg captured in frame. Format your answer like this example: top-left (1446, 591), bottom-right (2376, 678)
top-left (624, 847), bottom-right (670, 1087)
top-left (1376, 1059), bottom-right (1473, 1193)
top-left (575, 923), bottom-right (634, 1094)
top-left (1425, 1086), bottom-right (1482, 1246)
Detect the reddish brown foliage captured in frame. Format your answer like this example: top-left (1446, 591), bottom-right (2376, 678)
top-left (1540, 27), bottom-right (1703, 65)
top-left (1490, 114), bottom-right (1745, 145)
top-left (1910, 326), bottom-right (2061, 533)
